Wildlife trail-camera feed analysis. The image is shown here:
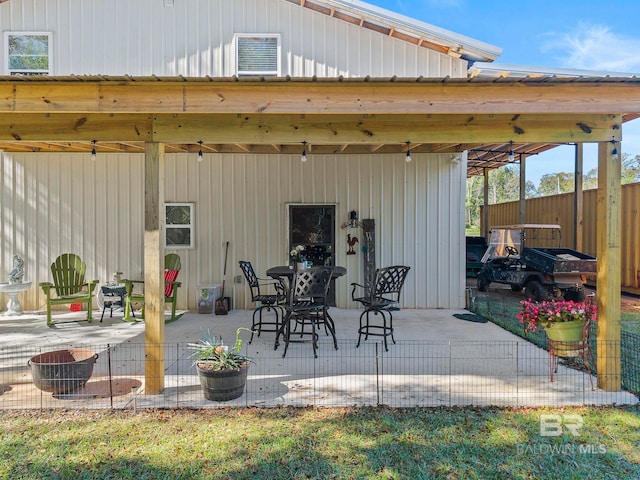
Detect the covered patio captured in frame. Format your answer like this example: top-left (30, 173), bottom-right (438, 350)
top-left (2, 74), bottom-right (639, 395)
top-left (0, 306), bottom-right (636, 409)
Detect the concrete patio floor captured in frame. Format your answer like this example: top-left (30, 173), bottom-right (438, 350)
top-left (0, 306), bottom-right (637, 409)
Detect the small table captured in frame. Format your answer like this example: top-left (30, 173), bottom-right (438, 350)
top-left (100, 284), bottom-right (127, 321)
top-left (266, 265), bottom-right (346, 281)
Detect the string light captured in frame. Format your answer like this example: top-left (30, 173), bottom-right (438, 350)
top-left (197, 140), bottom-right (203, 162)
top-left (91, 140), bottom-right (97, 161)
top-left (301, 141), bottom-right (308, 162)
top-left (405, 141), bottom-right (412, 163)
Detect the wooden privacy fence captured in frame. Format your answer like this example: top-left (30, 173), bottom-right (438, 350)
top-left (480, 182), bottom-right (640, 293)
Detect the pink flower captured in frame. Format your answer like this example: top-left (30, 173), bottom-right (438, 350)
top-left (518, 299), bottom-right (597, 332)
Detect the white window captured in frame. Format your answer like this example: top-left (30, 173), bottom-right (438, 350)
top-left (165, 203), bottom-right (194, 249)
top-left (5, 32), bottom-right (51, 75)
top-left (235, 34), bottom-right (280, 76)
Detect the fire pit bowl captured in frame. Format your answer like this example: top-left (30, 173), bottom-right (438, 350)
top-left (28, 349), bottom-right (98, 394)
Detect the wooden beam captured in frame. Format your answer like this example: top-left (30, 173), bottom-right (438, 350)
top-left (2, 80), bottom-right (640, 115)
top-left (0, 113), bottom-right (152, 141)
top-left (149, 113), bottom-right (621, 144)
top-left (0, 113), bottom-right (621, 144)
top-left (144, 142), bottom-right (165, 394)
top-left (596, 137), bottom-right (622, 391)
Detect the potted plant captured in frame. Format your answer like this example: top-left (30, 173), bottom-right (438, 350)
top-left (188, 328), bottom-right (253, 401)
top-left (517, 299), bottom-right (597, 353)
top-left (290, 244), bottom-right (307, 270)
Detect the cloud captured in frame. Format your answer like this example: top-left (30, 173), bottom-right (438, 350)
top-left (543, 22), bottom-right (640, 73)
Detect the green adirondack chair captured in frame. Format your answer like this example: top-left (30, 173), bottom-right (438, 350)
top-left (123, 253), bottom-right (183, 323)
top-left (39, 253), bottom-right (98, 327)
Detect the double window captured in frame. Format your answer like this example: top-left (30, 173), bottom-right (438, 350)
top-left (165, 203), bottom-right (194, 249)
top-left (5, 32), bottom-right (51, 75)
top-left (235, 34), bottom-right (280, 76)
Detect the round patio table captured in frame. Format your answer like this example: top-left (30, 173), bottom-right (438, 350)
top-left (266, 265), bottom-right (346, 280)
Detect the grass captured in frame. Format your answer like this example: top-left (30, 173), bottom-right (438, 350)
top-left (1, 407), bottom-right (639, 479)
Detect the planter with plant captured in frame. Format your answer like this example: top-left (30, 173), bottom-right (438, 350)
top-left (290, 244), bottom-right (307, 270)
top-left (517, 299), bottom-right (597, 354)
top-left (189, 328), bottom-right (253, 401)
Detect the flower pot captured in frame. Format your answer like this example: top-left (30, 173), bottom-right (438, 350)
top-left (196, 362), bottom-right (248, 401)
top-left (295, 261), bottom-right (307, 271)
top-left (28, 349), bottom-right (98, 394)
top-left (543, 319), bottom-right (586, 357)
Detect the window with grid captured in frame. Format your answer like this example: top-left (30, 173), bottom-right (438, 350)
top-left (235, 34), bottom-right (280, 76)
top-left (165, 203), bottom-right (194, 249)
top-left (5, 32), bottom-right (51, 75)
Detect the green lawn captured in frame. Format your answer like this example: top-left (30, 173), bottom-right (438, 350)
top-left (1, 407), bottom-right (638, 479)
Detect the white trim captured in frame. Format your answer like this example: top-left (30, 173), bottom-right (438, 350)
top-left (234, 33), bottom-right (281, 77)
top-left (4, 31), bottom-right (52, 75)
top-left (165, 202), bottom-right (195, 249)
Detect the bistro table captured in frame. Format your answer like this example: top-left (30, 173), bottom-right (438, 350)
top-left (266, 265), bottom-right (346, 282)
top-left (267, 265), bottom-right (346, 355)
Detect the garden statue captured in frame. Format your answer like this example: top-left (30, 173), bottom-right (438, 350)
top-left (9, 254), bottom-right (24, 284)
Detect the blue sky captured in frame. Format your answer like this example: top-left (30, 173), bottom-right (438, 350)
top-left (365, 0), bottom-right (640, 185)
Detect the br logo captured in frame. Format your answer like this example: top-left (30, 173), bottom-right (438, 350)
top-left (539, 414), bottom-right (583, 437)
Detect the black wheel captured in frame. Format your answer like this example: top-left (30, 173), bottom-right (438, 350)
top-left (505, 245), bottom-right (519, 257)
top-left (524, 280), bottom-right (548, 302)
top-left (564, 289), bottom-right (585, 302)
top-left (477, 273), bottom-right (489, 292)
top-left (510, 285), bottom-right (523, 293)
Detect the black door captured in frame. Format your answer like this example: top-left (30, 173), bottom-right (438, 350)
top-left (289, 205), bottom-right (336, 305)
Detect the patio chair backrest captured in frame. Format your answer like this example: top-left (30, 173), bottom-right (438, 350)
top-left (370, 265), bottom-right (410, 303)
top-left (290, 266), bottom-right (332, 305)
top-left (163, 254), bottom-right (182, 298)
top-left (238, 261), bottom-right (261, 299)
top-left (51, 253), bottom-right (87, 296)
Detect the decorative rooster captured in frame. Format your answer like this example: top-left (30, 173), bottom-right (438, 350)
top-left (347, 234), bottom-right (359, 255)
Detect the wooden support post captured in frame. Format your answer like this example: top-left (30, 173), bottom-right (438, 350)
top-left (574, 143), bottom-right (584, 251)
top-left (144, 142), bottom-right (166, 394)
top-left (483, 168), bottom-right (489, 239)
top-left (519, 154), bottom-right (526, 224)
top-left (596, 138), bottom-right (621, 391)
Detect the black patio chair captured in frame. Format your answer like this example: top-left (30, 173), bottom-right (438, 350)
top-left (239, 261), bottom-right (286, 343)
top-left (276, 266), bottom-right (334, 358)
top-left (351, 265), bottom-right (410, 351)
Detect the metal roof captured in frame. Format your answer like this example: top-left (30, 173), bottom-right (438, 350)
top-left (284, 0), bottom-right (501, 62)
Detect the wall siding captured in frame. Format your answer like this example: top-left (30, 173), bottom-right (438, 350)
top-left (0, 0), bottom-right (468, 78)
top-left (0, 0), bottom-right (469, 312)
top-left (1, 151), bottom-right (466, 312)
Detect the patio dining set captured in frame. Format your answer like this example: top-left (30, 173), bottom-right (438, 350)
top-left (238, 261), bottom-right (410, 357)
top-left (30, 252), bottom-right (410, 357)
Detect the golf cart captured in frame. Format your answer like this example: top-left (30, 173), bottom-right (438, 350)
top-left (476, 224), bottom-right (596, 302)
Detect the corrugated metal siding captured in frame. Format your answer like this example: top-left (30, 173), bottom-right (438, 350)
top-left (1, 151), bottom-right (466, 312)
top-left (0, 0), bottom-right (468, 78)
top-left (482, 182), bottom-right (640, 291)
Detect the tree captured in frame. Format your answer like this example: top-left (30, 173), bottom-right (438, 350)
top-left (537, 172), bottom-right (575, 196)
top-left (622, 153), bottom-right (640, 184)
top-left (465, 165), bottom-right (536, 231)
top-left (577, 153), bottom-right (639, 191)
